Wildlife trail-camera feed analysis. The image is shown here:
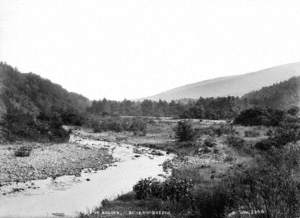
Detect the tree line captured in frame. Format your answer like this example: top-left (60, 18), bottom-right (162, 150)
top-left (87, 97), bottom-right (247, 119)
top-left (87, 76), bottom-right (300, 120)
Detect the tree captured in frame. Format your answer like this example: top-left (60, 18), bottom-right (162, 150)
top-left (174, 120), bottom-right (195, 142)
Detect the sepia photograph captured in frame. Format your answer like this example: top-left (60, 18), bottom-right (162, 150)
top-left (0, 0), bottom-right (300, 217)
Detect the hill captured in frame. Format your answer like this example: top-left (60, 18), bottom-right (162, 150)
top-left (0, 63), bottom-right (90, 141)
top-left (144, 62), bottom-right (300, 101)
top-left (243, 76), bottom-right (300, 110)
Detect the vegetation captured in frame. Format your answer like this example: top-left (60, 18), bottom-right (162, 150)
top-left (87, 98), bottom-right (186, 117)
top-left (0, 62), bottom-right (89, 141)
top-left (86, 116), bottom-right (148, 135)
top-left (174, 120), bottom-right (195, 142)
top-left (244, 129), bottom-right (260, 137)
top-left (180, 96), bottom-right (242, 119)
top-left (87, 96), bottom-right (243, 120)
top-left (243, 77), bottom-right (300, 110)
top-left (234, 107), bottom-right (286, 126)
top-left (1, 63), bottom-right (300, 217)
top-left (226, 135), bottom-right (245, 148)
top-left (86, 77), bottom-right (300, 121)
top-left (79, 102), bottom-right (300, 218)
top-left (88, 145), bottom-right (300, 218)
top-left (14, 146), bottom-right (32, 157)
top-left (227, 147), bottom-right (300, 218)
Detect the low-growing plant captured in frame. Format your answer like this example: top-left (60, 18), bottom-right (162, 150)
top-left (244, 130), bottom-right (260, 137)
top-left (226, 147), bottom-right (300, 218)
top-left (130, 118), bottom-right (147, 136)
top-left (14, 146), bottom-right (32, 157)
top-left (226, 135), bottom-right (245, 148)
top-left (192, 185), bottom-right (233, 218)
top-left (213, 124), bottom-right (234, 136)
top-left (255, 138), bottom-right (277, 151)
top-left (203, 136), bottom-right (217, 148)
top-left (133, 178), bottom-right (162, 200)
top-left (133, 177), bottom-right (193, 204)
top-left (89, 116), bottom-right (147, 135)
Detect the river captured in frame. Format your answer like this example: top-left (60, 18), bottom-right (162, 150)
top-left (0, 136), bottom-right (173, 217)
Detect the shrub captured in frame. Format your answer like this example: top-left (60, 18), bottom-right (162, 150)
top-left (129, 118), bottom-right (147, 136)
top-left (133, 178), bottom-right (161, 200)
top-left (174, 120), bottom-right (195, 142)
top-left (1, 107), bottom-right (70, 142)
top-left (203, 136), bottom-right (217, 148)
top-left (234, 107), bottom-right (285, 127)
top-left (213, 124), bottom-right (234, 136)
top-left (226, 135), bottom-right (245, 148)
top-left (196, 127), bottom-right (215, 137)
top-left (133, 177), bottom-right (193, 204)
top-left (244, 130), bottom-right (260, 137)
top-left (89, 117), bottom-right (147, 135)
top-left (160, 178), bottom-right (193, 203)
top-left (227, 148), bottom-right (300, 218)
top-left (255, 138), bottom-right (277, 150)
top-left (256, 127), bottom-right (300, 150)
top-left (14, 146), bottom-right (32, 157)
top-left (273, 127), bottom-right (299, 145)
top-left (193, 186), bottom-right (232, 218)
top-left (287, 106), bottom-right (299, 116)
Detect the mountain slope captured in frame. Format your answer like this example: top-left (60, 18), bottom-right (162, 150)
top-left (243, 76), bottom-right (300, 110)
top-left (145, 62), bottom-right (300, 101)
top-left (0, 63), bottom-right (90, 116)
top-left (0, 63), bottom-right (91, 141)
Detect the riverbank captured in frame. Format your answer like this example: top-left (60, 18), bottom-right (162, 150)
top-left (0, 140), bottom-right (113, 186)
top-left (0, 127), bottom-right (174, 217)
top-left (79, 120), bottom-right (266, 218)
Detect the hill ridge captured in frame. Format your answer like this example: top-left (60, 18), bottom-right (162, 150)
top-left (144, 62), bottom-right (300, 101)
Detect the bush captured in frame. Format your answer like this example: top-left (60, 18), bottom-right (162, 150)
top-left (287, 106), bottom-right (300, 116)
top-left (193, 186), bottom-right (232, 218)
top-left (234, 107), bottom-right (285, 127)
top-left (244, 130), bottom-right (260, 137)
top-left (226, 135), bottom-right (245, 148)
top-left (256, 127), bottom-right (300, 150)
top-left (158, 178), bottom-right (192, 201)
top-left (213, 124), bottom-right (234, 136)
top-left (273, 127), bottom-right (299, 145)
top-left (203, 137), bottom-right (217, 148)
top-left (174, 120), bottom-right (195, 142)
top-left (133, 178), bottom-right (162, 200)
top-left (227, 148), bottom-right (300, 218)
top-left (129, 118), bottom-right (147, 136)
top-left (1, 106), bottom-right (70, 142)
top-left (255, 138), bottom-right (277, 150)
top-left (14, 146), bottom-right (32, 157)
top-left (89, 117), bottom-right (147, 135)
top-left (133, 177), bottom-right (193, 203)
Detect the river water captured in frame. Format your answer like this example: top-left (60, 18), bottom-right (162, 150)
top-left (0, 138), bottom-right (173, 218)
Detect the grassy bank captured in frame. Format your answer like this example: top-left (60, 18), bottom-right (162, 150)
top-left (78, 118), bottom-right (279, 218)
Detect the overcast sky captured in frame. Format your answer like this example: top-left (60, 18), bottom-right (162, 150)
top-left (1, 0), bottom-right (300, 100)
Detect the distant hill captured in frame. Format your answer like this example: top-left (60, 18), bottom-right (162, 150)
top-left (144, 62), bottom-right (300, 101)
top-left (243, 76), bottom-right (300, 110)
top-left (0, 63), bottom-right (91, 141)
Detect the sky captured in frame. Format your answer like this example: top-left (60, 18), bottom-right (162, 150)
top-left (1, 0), bottom-right (300, 100)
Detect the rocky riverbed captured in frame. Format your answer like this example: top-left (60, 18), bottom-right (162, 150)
top-left (0, 129), bottom-right (173, 217)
